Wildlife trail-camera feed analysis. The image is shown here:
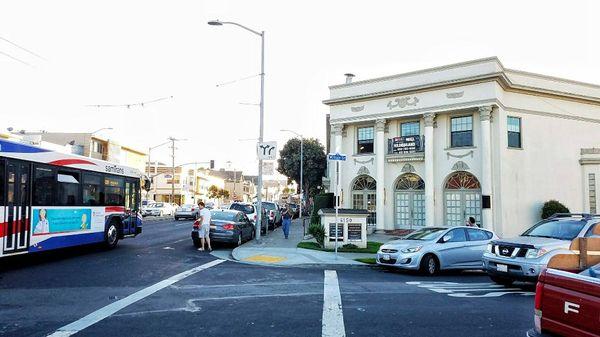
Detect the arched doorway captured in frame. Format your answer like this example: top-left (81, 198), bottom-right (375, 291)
top-left (394, 173), bottom-right (425, 229)
top-left (351, 175), bottom-right (376, 224)
top-left (444, 171), bottom-right (482, 227)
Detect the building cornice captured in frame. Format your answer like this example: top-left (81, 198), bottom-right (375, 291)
top-left (324, 58), bottom-right (600, 107)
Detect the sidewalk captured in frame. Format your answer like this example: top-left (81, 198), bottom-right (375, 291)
top-left (231, 218), bottom-right (398, 267)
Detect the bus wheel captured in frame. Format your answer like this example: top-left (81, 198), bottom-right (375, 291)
top-left (104, 222), bottom-right (119, 248)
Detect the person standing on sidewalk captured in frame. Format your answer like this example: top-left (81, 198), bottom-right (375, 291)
top-left (282, 204), bottom-right (292, 239)
top-left (197, 201), bottom-right (212, 251)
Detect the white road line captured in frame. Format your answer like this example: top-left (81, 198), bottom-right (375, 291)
top-left (47, 259), bottom-right (226, 337)
top-left (322, 270), bottom-right (346, 337)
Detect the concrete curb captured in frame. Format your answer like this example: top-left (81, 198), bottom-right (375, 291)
top-left (231, 245), bottom-right (375, 267)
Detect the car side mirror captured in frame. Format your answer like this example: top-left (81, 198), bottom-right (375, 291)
top-left (441, 234), bottom-right (452, 243)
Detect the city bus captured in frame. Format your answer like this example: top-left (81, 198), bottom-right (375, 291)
top-left (0, 138), bottom-right (145, 259)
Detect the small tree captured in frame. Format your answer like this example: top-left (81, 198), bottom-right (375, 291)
top-left (541, 200), bottom-right (570, 219)
top-left (208, 185), bottom-right (220, 199)
top-left (218, 189), bottom-right (230, 199)
top-left (308, 223), bottom-right (325, 248)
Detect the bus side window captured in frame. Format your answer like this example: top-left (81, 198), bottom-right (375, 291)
top-left (125, 182), bottom-right (131, 210)
top-left (33, 166), bottom-right (55, 206)
top-left (83, 174), bottom-right (102, 206)
top-left (104, 176), bottom-right (124, 206)
top-left (57, 171), bottom-right (81, 206)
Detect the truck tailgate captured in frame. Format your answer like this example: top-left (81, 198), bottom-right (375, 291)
top-left (542, 269), bottom-right (600, 337)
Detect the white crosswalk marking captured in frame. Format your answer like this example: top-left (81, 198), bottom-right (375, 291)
top-left (406, 281), bottom-right (534, 298)
top-left (322, 270), bottom-right (346, 337)
top-left (47, 259), bottom-right (226, 337)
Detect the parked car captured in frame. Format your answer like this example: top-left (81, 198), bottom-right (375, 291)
top-left (143, 202), bottom-right (174, 217)
top-left (141, 201), bottom-right (155, 217)
top-left (260, 201), bottom-right (281, 229)
top-left (229, 202), bottom-right (268, 233)
top-left (482, 213), bottom-right (600, 285)
top-left (377, 226), bottom-right (498, 275)
top-left (527, 265), bottom-right (600, 337)
top-left (174, 204), bottom-right (200, 220)
top-left (191, 209), bottom-right (255, 247)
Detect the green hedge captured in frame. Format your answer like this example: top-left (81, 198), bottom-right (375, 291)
top-left (541, 200), bottom-right (570, 219)
top-left (311, 193), bottom-right (334, 225)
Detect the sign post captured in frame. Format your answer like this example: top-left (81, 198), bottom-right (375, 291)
top-left (328, 152), bottom-right (347, 259)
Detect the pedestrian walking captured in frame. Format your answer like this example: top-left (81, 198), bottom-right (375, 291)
top-left (282, 204), bottom-right (292, 239)
top-left (197, 201), bottom-right (212, 251)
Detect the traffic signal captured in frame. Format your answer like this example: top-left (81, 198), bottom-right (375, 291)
top-left (210, 160), bottom-right (215, 169)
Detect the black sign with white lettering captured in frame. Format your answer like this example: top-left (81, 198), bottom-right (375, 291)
top-left (328, 223), bottom-right (343, 241)
top-left (347, 224), bottom-right (362, 240)
top-left (389, 135), bottom-right (421, 154)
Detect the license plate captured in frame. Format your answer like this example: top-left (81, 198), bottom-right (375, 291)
top-left (383, 254), bottom-right (390, 260)
top-left (497, 264), bottom-right (508, 272)
top-left (210, 225), bottom-right (216, 229)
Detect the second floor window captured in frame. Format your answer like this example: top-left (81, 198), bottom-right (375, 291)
top-left (357, 126), bottom-right (374, 154)
top-left (507, 116), bottom-right (522, 148)
top-left (450, 116), bottom-right (473, 147)
top-left (401, 121), bottom-right (420, 137)
top-left (92, 140), bottom-right (104, 154)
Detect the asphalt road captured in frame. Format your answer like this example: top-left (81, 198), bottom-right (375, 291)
top-left (0, 218), bottom-right (536, 337)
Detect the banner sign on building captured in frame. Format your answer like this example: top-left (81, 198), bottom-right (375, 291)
top-left (389, 135), bottom-right (422, 154)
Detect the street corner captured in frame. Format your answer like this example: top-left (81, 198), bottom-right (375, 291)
top-left (241, 254), bottom-right (287, 264)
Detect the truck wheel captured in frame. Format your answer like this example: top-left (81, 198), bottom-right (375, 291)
top-left (420, 254), bottom-right (439, 275)
top-left (490, 275), bottom-right (513, 287)
top-left (104, 221), bottom-right (119, 249)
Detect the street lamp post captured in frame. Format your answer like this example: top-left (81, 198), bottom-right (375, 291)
top-left (88, 127), bottom-right (113, 158)
top-left (209, 19), bottom-right (265, 242)
top-left (281, 129), bottom-right (303, 220)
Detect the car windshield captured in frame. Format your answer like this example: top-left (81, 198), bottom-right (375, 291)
top-left (403, 228), bottom-right (446, 241)
top-left (262, 203), bottom-right (276, 210)
top-left (211, 211), bottom-right (237, 221)
top-left (522, 219), bottom-right (586, 240)
top-left (231, 204), bottom-right (255, 214)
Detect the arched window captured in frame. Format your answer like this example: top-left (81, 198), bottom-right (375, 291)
top-left (445, 171), bottom-right (481, 190)
top-left (395, 173), bottom-right (425, 190)
top-left (352, 175), bottom-right (376, 191)
top-left (351, 175), bottom-right (376, 213)
top-left (394, 173), bottom-right (425, 229)
top-left (443, 171), bottom-right (482, 227)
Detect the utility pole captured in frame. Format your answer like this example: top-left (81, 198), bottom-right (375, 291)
top-left (168, 137), bottom-right (186, 204)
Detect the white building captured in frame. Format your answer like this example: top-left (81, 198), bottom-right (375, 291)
top-left (324, 57), bottom-right (600, 237)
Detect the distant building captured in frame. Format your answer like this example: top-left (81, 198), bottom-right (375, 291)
top-left (210, 169), bottom-right (255, 202)
top-left (39, 132), bottom-right (147, 173)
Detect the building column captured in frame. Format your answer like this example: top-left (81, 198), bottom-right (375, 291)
top-left (375, 118), bottom-right (387, 231)
top-left (331, 123), bottom-right (344, 198)
top-left (479, 106), bottom-right (493, 230)
top-left (424, 113), bottom-right (436, 227)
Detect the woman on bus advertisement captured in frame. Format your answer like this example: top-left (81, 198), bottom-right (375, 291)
top-left (32, 208), bottom-right (92, 235)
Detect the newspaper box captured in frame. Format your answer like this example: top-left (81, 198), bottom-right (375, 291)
top-left (318, 208), bottom-right (370, 249)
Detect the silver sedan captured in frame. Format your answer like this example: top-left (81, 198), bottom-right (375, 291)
top-left (377, 226), bottom-right (498, 275)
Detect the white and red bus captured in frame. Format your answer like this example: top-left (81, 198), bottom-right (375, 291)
top-left (0, 138), bottom-right (145, 259)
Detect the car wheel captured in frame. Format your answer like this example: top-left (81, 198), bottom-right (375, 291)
top-left (420, 254), bottom-right (439, 275)
top-left (490, 275), bottom-right (514, 287)
top-left (104, 221), bottom-right (119, 249)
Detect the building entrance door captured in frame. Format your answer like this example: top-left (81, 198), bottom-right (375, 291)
top-left (394, 173), bottom-right (425, 229)
top-left (444, 171), bottom-right (482, 227)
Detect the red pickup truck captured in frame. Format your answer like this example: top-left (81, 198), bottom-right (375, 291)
top-left (527, 266), bottom-right (600, 337)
